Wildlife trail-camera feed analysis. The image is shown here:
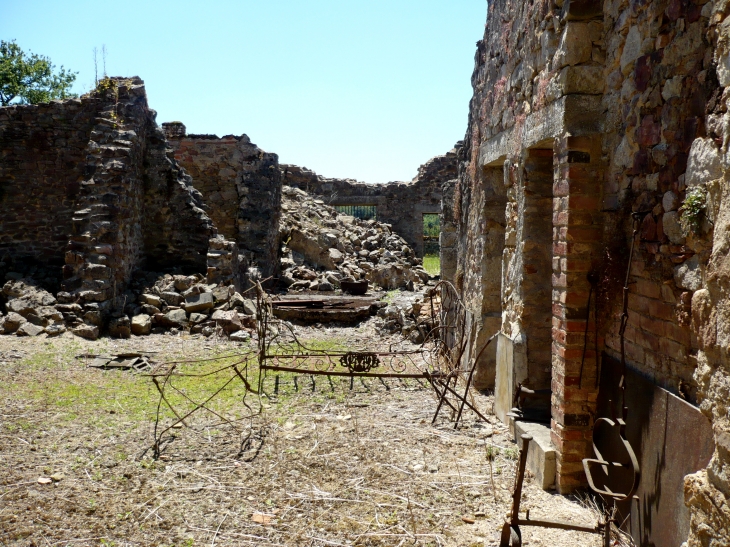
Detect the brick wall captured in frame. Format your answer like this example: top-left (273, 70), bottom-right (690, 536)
top-left (451, 0), bottom-right (730, 542)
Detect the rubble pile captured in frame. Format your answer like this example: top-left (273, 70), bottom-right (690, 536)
top-left (0, 279), bottom-right (65, 337)
top-left (0, 274), bottom-right (257, 340)
top-left (373, 290), bottom-right (438, 344)
top-left (119, 272), bottom-right (257, 340)
top-left (279, 186), bottom-right (430, 292)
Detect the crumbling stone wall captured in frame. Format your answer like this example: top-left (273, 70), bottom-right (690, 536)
top-left (451, 0), bottom-right (730, 542)
top-left (281, 149), bottom-right (457, 257)
top-left (163, 123), bottom-right (282, 280)
top-left (439, 179), bottom-right (458, 283)
top-left (0, 78), bottom-right (223, 337)
top-left (0, 98), bottom-right (98, 291)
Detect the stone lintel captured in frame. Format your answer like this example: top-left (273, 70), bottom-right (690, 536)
top-left (478, 94), bottom-right (603, 167)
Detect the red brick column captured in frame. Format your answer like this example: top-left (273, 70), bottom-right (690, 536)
top-left (551, 135), bottom-right (603, 493)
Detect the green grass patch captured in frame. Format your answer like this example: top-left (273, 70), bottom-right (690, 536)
top-left (423, 254), bottom-right (440, 276)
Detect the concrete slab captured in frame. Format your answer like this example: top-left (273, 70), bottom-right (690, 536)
top-left (510, 419), bottom-right (556, 490)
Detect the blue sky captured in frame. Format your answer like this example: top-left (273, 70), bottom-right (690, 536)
top-left (3, 1), bottom-right (486, 183)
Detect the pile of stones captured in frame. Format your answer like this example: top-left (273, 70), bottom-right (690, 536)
top-left (0, 279), bottom-right (65, 337)
top-left (0, 274), bottom-right (257, 341)
top-left (279, 186), bottom-right (430, 292)
top-left (118, 272), bottom-right (257, 340)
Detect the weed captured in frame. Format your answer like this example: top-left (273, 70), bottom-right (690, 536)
top-left (423, 254), bottom-right (440, 276)
top-left (680, 186), bottom-right (708, 234)
top-left (383, 289), bottom-right (399, 304)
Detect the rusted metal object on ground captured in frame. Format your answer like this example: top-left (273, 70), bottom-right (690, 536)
top-left (501, 435), bottom-right (613, 547)
top-left (257, 280), bottom-right (494, 428)
top-left (506, 383), bottom-right (551, 424)
top-left (582, 218), bottom-right (643, 517)
top-left (270, 295), bottom-right (378, 323)
top-left (340, 280), bottom-right (369, 295)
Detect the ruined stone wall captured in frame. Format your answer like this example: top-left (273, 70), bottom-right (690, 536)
top-left (60, 80), bottom-right (214, 314)
top-left (164, 124), bottom-right (282, 280)
top-left (1, 78), bottom-right (218, 336)
top-left (0, 98), bottom-right (98, 290)
top-left (281, 149), bottom-right (457, 257)
top-left (452, 0), bottom-right (730, 541)
top-left (439, 179), bottom-right (458, 283)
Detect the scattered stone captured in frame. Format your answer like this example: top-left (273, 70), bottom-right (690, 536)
top-left (72, 324), bottom-right (100, 340)
top-left (188, 313), bottom-right (208, 324)
top-left (160, 291), bottom-right (183, 307)
top-left (184, 292), bottom-right (215, 313)
top-left (212, 286), bottom-right (231, 303)
top-left (240, 299), bottom-right (257, 316)
top-left (131, 314), bottom-right (152, 335)
top-left (141, 294), bottom-right (163, 308)
top-left (230, 330), bottom-right (251, 342)
top-left (108, 317), bottom-right (131, 338)
top-left (279, 187), bottom-right (426, 292)
top-left (16, 323), bottom-right (44, 337)
top-left (0, 312), bottom-right (26, 334)
top-left (45, 323), bottom-right (66, 337)
top-left (161, 309), bottom-right (188, 328)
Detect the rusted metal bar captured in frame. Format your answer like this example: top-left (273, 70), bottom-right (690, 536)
top-left (501, 435), bottom-right (610, 547)
top-left (260, 365), bottom-right (444, 379)
top-left (514, 518), bottom-right (600, 534)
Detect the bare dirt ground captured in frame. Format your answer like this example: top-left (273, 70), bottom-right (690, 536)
top-left (0, 318), bottom-right (602, 547)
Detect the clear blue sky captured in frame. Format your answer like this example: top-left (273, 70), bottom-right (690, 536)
top-left (3, 1), bottom-right (486, 183)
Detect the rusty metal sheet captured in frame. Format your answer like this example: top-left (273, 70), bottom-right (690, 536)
top-left (598, 355), bottom-right (714, 546)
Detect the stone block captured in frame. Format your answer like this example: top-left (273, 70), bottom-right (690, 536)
top-left (674, 255), bottom-right (702, 291)
top-left (238, 299), bottom-right (256, 316)
top-left (212, 286), bottom-right (231, 303)
top-left (161, 309), bottom-right (188, 328)
top-left (161, 291), bottom-right (183, 307)
top-left (16, 323), bottom-right (44, 337)
top-left (230, 330), bottom-right (251, 343)
top-left (556, 66), bottom-right (604, 95)
top-left (495, 333), bottom-right (528, 424)
top-left (510, 420), bottom-right (557, 490)
top-left (686, 138), bottom-right (722, 187)
top-left (109, 317), bottom-right (131, 338)
top-left (45, 323), bottom-right (66, 337)
top-left (141, 294), bottom-right (163, 308)
top-left (0, 312), bottom-right (26, 334)
top-left (211, 310), bottom-right (240, 332)
top-left (72, 324), bottom-right (99, 340)
top-left (184, 292), bottom-right (215, 313)
top-left (554, 23), bottom-right (592, 69)
top-left (131, 314), bottom-right (151, 335)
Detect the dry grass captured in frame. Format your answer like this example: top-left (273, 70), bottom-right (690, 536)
top-left (0, 325), bottom-right (601, 547)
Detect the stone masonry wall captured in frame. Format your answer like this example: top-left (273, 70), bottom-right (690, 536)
top-left (1, 78), bottom-right (219, 336)
top-left (164, 123), bottom-right (282, 281)
top-left (0, 98), bottom-right (98, 290)
top-left (452, 0), bottom-right (730, 542)
top-left (281, 149), bottom-right (457, 257)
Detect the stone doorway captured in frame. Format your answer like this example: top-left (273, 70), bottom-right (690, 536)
top-left (423, 213), bottom-right (440, 276)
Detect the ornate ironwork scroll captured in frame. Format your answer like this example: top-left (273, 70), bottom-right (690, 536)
top-left (340, 352), bottom-right (380, 373)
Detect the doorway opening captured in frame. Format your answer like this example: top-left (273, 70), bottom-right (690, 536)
top-left (423, 213), bottom-right (440, 276)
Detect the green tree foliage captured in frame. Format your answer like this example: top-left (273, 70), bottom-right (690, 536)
top-left (423, 213), bottom-right (440, 238)
top-left (0, 40), bottom-right (77, 106)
